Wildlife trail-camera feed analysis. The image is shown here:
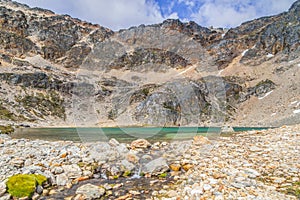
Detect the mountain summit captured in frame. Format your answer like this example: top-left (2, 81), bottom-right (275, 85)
top-left (0, 0), bottom-right (299, 127)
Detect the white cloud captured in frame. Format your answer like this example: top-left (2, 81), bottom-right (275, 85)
top-left (16, 0), bottom-right (165, 30)
top-left (254, 0), bottom-right (296, 14)
top-left (178, 0), bottom-right (195, 7)
top-left (191, 0), bottom-right (257, 27)
top-left (190, 0), bottom-right (295, 28)
top-left (74, 0), bottom-right (165, 30)
top-left (15, 0), bottom-right (296, 30)
top-left (167, 12), bottom-right (180, 19)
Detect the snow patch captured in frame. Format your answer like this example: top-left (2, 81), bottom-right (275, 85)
top-left (221, 33), bottom-right (225, 38)
top-left (293, 109), bottom-right (300, 114)
top-left (271, 113), bottom-right (277, 116)
top-left (190, 81), bottom-right (200, 88)
top-left (176, 65), bottom-right (196, 76)
top-left (258, 90), bottom-right (273, 100)
top-left (218, 69), bottom-right (224, 76)
top-left (291, 101), bottom-right (298, 105)
top-left (266, 53), bottom-right (274, 58)
top-left (241, 49), bottom-right (249, 56)
top-left (298, 63), bottom-right (300, 67)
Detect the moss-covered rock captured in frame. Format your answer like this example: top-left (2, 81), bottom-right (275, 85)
top-left (110, 48), bottom-right (191, 71)
top-left (16, 91), bottom-right (66, 120)
top-left (122, 170), bottom-right (131, 177)
top-left (0, 125), bottom-right (14, 134)
top-left (0, 102), bottom-right (26, 121)
top-left (286, 181), bottom-right (300, 199)
top-left (0, 105), bottom-right (15, 121)
top-left (6, 174), bottom-right (47, 198)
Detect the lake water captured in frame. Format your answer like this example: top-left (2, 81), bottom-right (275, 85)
top-left (12, 127), bottom-right (270, 143)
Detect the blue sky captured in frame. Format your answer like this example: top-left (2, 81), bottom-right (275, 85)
top-left (16, 0), bottom-right (296, 30)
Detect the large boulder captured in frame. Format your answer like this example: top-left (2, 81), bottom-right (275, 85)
top-left (75, 184), bottom-right (105, 200)
top-left (62, 164), bottom-right (82, 179)
top-left (143, 157), bottom-right (169, 174)
top-left (130, 139), bottom-right (151, 149)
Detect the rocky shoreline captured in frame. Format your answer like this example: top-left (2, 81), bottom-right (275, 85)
top-left (0, 125), bottom-right (299, 199)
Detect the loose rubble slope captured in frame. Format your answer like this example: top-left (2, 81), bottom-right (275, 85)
top-left (0, 125), bottom-right (299, 199)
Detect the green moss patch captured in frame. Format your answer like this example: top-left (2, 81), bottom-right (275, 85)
top-left (122, 170), bottom-right (131, 177)
top-left (113, 175), bottom-right (119, 179)
top-left (33, 174), bottom-right (47, 185)
top-left (286, 182), bottom-right (300, 198)
top-left (0, 104), bottom-right (15, 120)
top-left (158, 172), bottom-right (168, 178)
top-left (0, 125), bottom-right (14, 134)
top-left (16, 91), bottom-right (65, 120)
top-left (6, 174), bottom-right (47, 198)
top-left (255, 79), bottom-right (275, 87)
top-left (0, 103), bottom-right (25, 121)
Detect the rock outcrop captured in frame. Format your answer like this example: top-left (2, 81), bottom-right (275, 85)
top-left (0, 0), bottom-right (299, 127)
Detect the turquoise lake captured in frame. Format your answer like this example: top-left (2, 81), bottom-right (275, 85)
top-left (12, 127), bottom-right (271, 143)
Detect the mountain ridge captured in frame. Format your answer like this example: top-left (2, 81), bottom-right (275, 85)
top-left (0, 0), bottom-right (299, 127)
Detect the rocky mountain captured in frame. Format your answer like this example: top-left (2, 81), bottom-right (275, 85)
top-left (0, 0), bottom-right (299, 127)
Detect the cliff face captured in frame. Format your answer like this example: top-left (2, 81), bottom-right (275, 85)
top-left (0, 0), bottom-right (299, 127)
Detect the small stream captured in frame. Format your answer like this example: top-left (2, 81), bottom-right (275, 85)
top-left (44, 176), bottom-right (178, 199)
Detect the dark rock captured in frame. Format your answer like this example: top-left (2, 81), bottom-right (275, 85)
top-left (240, 79), bottom-right (276, 102)
top-left (0, 53), bottom-right (13, 63)
top-left (19, 124), bottom-right (30, 128)
top-left (252, 79), bottom-right (276, 97)
top-left (61, 43), bottom-right (92, 68)
top-left (15, 91), bottom-right (66, 120)
top-left (12, 59), bottom-right (31, 67)
top-left (129, 84), bottom-right (158, 105)
top-left (160, 19), bottom-right (217, 46)
top-left (1, 1), bottom-right (113, 67)
top-left (241, 2), bottom-right (300, 65)
top-left (0, 7), bottom-right (28, 36)
top-left (0, 31), bottom-right (36, 56)
top-left (289, 0), bottom-right (300, 14)
top-left (36, 185), bottom-right (43, 194)
top-left (0, 72), bottom-right (77, 94)
top-left (134, 91), bottom-right (181, 126)
top-left (110, 48), bottom-right (191, 71)
top-left (88, 27), bottom-right (114, 44)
